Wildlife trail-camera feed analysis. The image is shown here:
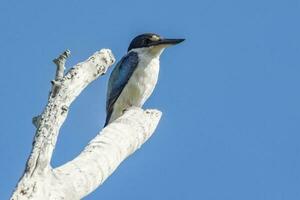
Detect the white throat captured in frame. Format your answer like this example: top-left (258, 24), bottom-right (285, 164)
top-left (130, 45), bottom-right (166, 59)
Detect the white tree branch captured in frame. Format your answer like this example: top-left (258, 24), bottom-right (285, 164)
top-left (53, 49), bottom-right (70, 80)
top-left (52, 108), bottom-right (161, 199)
top-left (10, 49), bottom-right (162, 200)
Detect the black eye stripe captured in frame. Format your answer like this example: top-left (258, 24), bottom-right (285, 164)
top-left (145, 38), bottom-right (151, 44)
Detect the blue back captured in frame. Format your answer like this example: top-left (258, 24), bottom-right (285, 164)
top-left (105, 51), bottom-right (139, 126)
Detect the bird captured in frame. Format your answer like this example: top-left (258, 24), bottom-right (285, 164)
top-left (104, 33), bottom-right (184, 126)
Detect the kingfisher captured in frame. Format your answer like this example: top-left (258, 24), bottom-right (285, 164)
top-left (104, 33), bottom-right (184, 126)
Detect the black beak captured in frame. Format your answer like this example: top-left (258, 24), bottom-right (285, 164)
top-left (152, 38), bottom-right (185, 46)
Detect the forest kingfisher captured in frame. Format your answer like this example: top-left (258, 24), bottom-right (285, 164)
top-left (104, 33), bottom-right (184, 126)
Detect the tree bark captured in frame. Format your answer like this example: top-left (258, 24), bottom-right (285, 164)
top-left (10, 49), bottom-right (162, 200)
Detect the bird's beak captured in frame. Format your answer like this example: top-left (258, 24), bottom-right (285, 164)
top-left (152, 38), bottom-right (185, 46)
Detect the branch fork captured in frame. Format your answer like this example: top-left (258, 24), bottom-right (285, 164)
top-left (10, 49), bottom-right (162, 200)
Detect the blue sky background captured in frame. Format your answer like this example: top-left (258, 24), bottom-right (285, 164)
top-left (0, 0), bottom-right (299, 199)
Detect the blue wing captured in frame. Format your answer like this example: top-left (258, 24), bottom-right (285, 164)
top-left (104, 51), bottom-right (139, 126)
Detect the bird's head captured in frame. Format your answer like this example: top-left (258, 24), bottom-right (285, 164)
top-left (127, 33), bottom-right (184, 55)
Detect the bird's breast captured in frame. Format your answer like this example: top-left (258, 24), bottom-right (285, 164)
top-left (120, 57), bottom-right (160, 107)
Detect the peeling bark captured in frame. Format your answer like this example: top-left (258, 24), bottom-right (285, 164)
top-left (10, 49), bottom-right (162, 200)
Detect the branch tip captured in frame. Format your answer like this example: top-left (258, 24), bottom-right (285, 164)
top-left (53, 49), bottom-right (71, 65)
top-left (63, 49), bottom-right (71, 58)
top-left (53, 49), bottom-right (71, 80)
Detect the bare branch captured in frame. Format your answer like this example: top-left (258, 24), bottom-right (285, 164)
top-left (27, 49), bottom-right (115, 176)
top-left (51, 49), bottom-right (71, 97)
top-left (53, 49), bottom-right (70, 81)
top-left (10, 49), bottom-right (162, 200)
top-left (54, 108), bottom-right (161, 199)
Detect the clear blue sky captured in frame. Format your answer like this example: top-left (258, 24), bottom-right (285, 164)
top-left (0, 0), bottom-right (299, 199)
